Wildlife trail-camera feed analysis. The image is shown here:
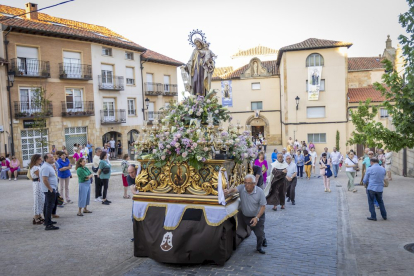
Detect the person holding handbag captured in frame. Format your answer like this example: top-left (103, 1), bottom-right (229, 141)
top-left (76, 158), bottom-right (93, 216)
top-left (344, 151), bottom-right (358, 193)
top-left (29, 154), bottom-right (44, 225)
top-left (98, 151), bottom-right (112, 205)
top-left (319, 153), bottom-right (332, 192)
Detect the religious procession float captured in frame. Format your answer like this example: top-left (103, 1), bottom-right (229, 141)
top-left (131, 30), bottom-right (258, 265)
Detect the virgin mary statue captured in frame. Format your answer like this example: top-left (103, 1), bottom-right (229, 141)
top-left (183, 38), bottom-right (216, 96)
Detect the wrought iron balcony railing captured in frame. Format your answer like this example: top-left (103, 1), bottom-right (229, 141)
top-left (59, 63), bottom-right (92, 80)
top-left (100, 109), bottom-right (126, 124)
top-left (144, 83), bottom-right (178, 96)
top-left (98, 75), bottom-right (124, 90)
top-left (11, 58), bottom-right (50, 78)
top-left (14, 101), bottom-right (53, 119)
top-left (61, 101), bottom-right (94, 117)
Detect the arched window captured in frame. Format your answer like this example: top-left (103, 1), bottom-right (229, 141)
top-left (306, 53), bottom-right (324, 67)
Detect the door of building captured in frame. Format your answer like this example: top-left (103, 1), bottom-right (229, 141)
top-left (103, 98), bottom-right (115, 122)
top-left (21, 129), bottom-right (48, 167)
top-left (251, 126), bottom-right (264, 140)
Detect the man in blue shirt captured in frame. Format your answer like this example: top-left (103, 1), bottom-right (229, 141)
top-left (86, 141), bottom-right (93, 163)
top-left (271, 149), bottom-right (278, 163)
top-left (363, 158), bottom-right (387, 221)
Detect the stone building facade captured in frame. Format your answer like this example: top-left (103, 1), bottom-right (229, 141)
top-left (0, 3), bottom-right (182, 166)
top-left (212, 36), bottom-right (403, 156)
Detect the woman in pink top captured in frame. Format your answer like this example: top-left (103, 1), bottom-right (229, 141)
top-left (0, 156), bottom-right (10, 180)
top-left (254, 152), bottom-right (268, 183)
top-left (9, 156), bottom-right (20, 181)
top-left (73, 148), bottom-right (83, 162)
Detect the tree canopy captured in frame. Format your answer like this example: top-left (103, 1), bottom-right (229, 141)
top-left (348, 0), bottom-right (414, 152)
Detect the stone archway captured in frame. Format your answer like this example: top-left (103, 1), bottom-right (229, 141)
top-left (246, 115), bottom-right (270, 139)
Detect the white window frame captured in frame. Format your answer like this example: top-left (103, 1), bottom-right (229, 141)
top-left (65, 88), bottom-right (84, 112)
top-left (102, 47), bottom-right (112, 56)
top-left (125, 51), bottom-right (134, 60)
top-left (252, 82), bottom-right (261, 90)
top-left (19, 87), bottom-right (41, 113)
top-left (307, 106), bottom-right (326, 118)
top-left (307, 133), bottom-right (326, 143)
top-left (251, 101), bottom-right (263, 110)
top-left (126, 67), bottom-right (135, 85)
top-left (380, 108), bottom-right (389, 118)
top-left (306, 79), bottom-right (325, 91)
top-left (306, 53), bottom-right (324, 67)
top-left (127, 99), bottom-right (136, 116)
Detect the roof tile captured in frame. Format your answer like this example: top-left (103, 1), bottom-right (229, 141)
top-left (231, 46), bottom-right (278, 58)
top-left (348, 57), bottom-right (384, 71)
top-left (348, 85), bottom-right (388, 103)
top-left (143, 49), bottom-right (184, 66)
top-left (213, 60), bottom-right (278, 80)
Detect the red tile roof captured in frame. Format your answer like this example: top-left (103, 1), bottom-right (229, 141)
top-left (0, 4), bottom-right (183, 66)
top-left (277, 38), bottom-right (353, 64)
top-left (212, 60), bottom-right (278, 80)
top-left (348, 85), bottom-right (389, 103)
top-left (231, 46), bottom-right (278, 58)
top-left (348, 57), bottom-right (385, 71)
top-left (0, 5), bottom-right (146, 52)
top-left (212, 66), bottom-right (234, 78)
top-left (142, 49), bottom-right (184, 67)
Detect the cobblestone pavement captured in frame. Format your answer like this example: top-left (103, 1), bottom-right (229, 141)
top-left (125, 163), bottom-right (339, 276)
top-left (1, 148), bottom-right (413, 276)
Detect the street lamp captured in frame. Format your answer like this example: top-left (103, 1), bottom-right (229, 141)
top-left (7, 70), bottom-right (15, 89)
top-left (145, 97), bottom-right (150, 109)
top-left (295, 96), bottom-right (300, 110)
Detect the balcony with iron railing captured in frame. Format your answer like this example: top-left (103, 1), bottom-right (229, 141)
top-left (61, 101), bottom-right (94, 117)
top-left (98, 75), bottom-right (124, 90)
top-left (144, 83), bottom-right (178, 96)
top-left (59, 63), bottom-right (92, 80)
top-left (14, 101), bottom-right (53, 119)
top-left (146, 111), bottom-right (164, 124)
top-left (100, 109), bottom-right (126, 124)
top-left (10, 58), bottom-right (50, 78)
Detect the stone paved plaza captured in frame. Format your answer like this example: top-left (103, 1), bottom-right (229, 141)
top-left (0, 151), bottom-right (413, 276)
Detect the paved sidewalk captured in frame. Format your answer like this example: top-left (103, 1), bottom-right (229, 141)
top-left (343, 172), bottom-right (414, 276)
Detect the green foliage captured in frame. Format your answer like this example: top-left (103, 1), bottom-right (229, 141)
top-left (336, 130), bottom-right (340, 151)
top-left (348, 0), bottom-right (414, 152)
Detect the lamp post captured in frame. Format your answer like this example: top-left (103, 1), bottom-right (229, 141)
top-left (6, 70), bottom-right (15, 155)
top-left (295, 96), bottom-right (300, 110)
top-left (142, 97), bottom-right (150, 120)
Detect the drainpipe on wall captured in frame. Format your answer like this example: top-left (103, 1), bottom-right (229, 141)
top-left (3, 26), bottom-right (15, 156)
top-left (139, 51), bottom-right (147, 121)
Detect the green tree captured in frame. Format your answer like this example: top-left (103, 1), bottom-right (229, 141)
top-left (336, 130), bottom-right (340, 151)
top-left (31, 87), bottom-right (53, 156)
top-left (348, 0), bottom-right (414, 152)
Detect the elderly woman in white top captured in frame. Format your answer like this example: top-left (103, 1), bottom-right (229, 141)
top-left (384, 150), bottom-right (392, 180)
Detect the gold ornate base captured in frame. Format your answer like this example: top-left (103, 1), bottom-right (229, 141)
top-left (134, 159), bottom-right (251, 201)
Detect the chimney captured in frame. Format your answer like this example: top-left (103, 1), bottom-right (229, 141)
top-left (386, 35), bottom-right (392, 49)
top-left (25, 2), bottom-right (38, 20)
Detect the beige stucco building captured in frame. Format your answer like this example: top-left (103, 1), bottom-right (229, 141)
top-left (0, 3), bottom-right (182, 166)
top-left (212, 37), bottom-right (402, 156)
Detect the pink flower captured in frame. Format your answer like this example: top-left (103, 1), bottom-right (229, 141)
top-left (161, 156), bottom-right (166, 160)
top-left (204, 147), bottom-right (209, 152)
top-left (192, 143), bottom-right (197, 147)
top-left (176, 133), bottom-right (182, 139)
top-left (182, 152), bottom-right (188, 158)
top-left (175, 143), bottom-right (180, 148)
top-left (166, 145), bottom-right (171, 149)
top-left (153, 149), bottom-right (157, 154)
